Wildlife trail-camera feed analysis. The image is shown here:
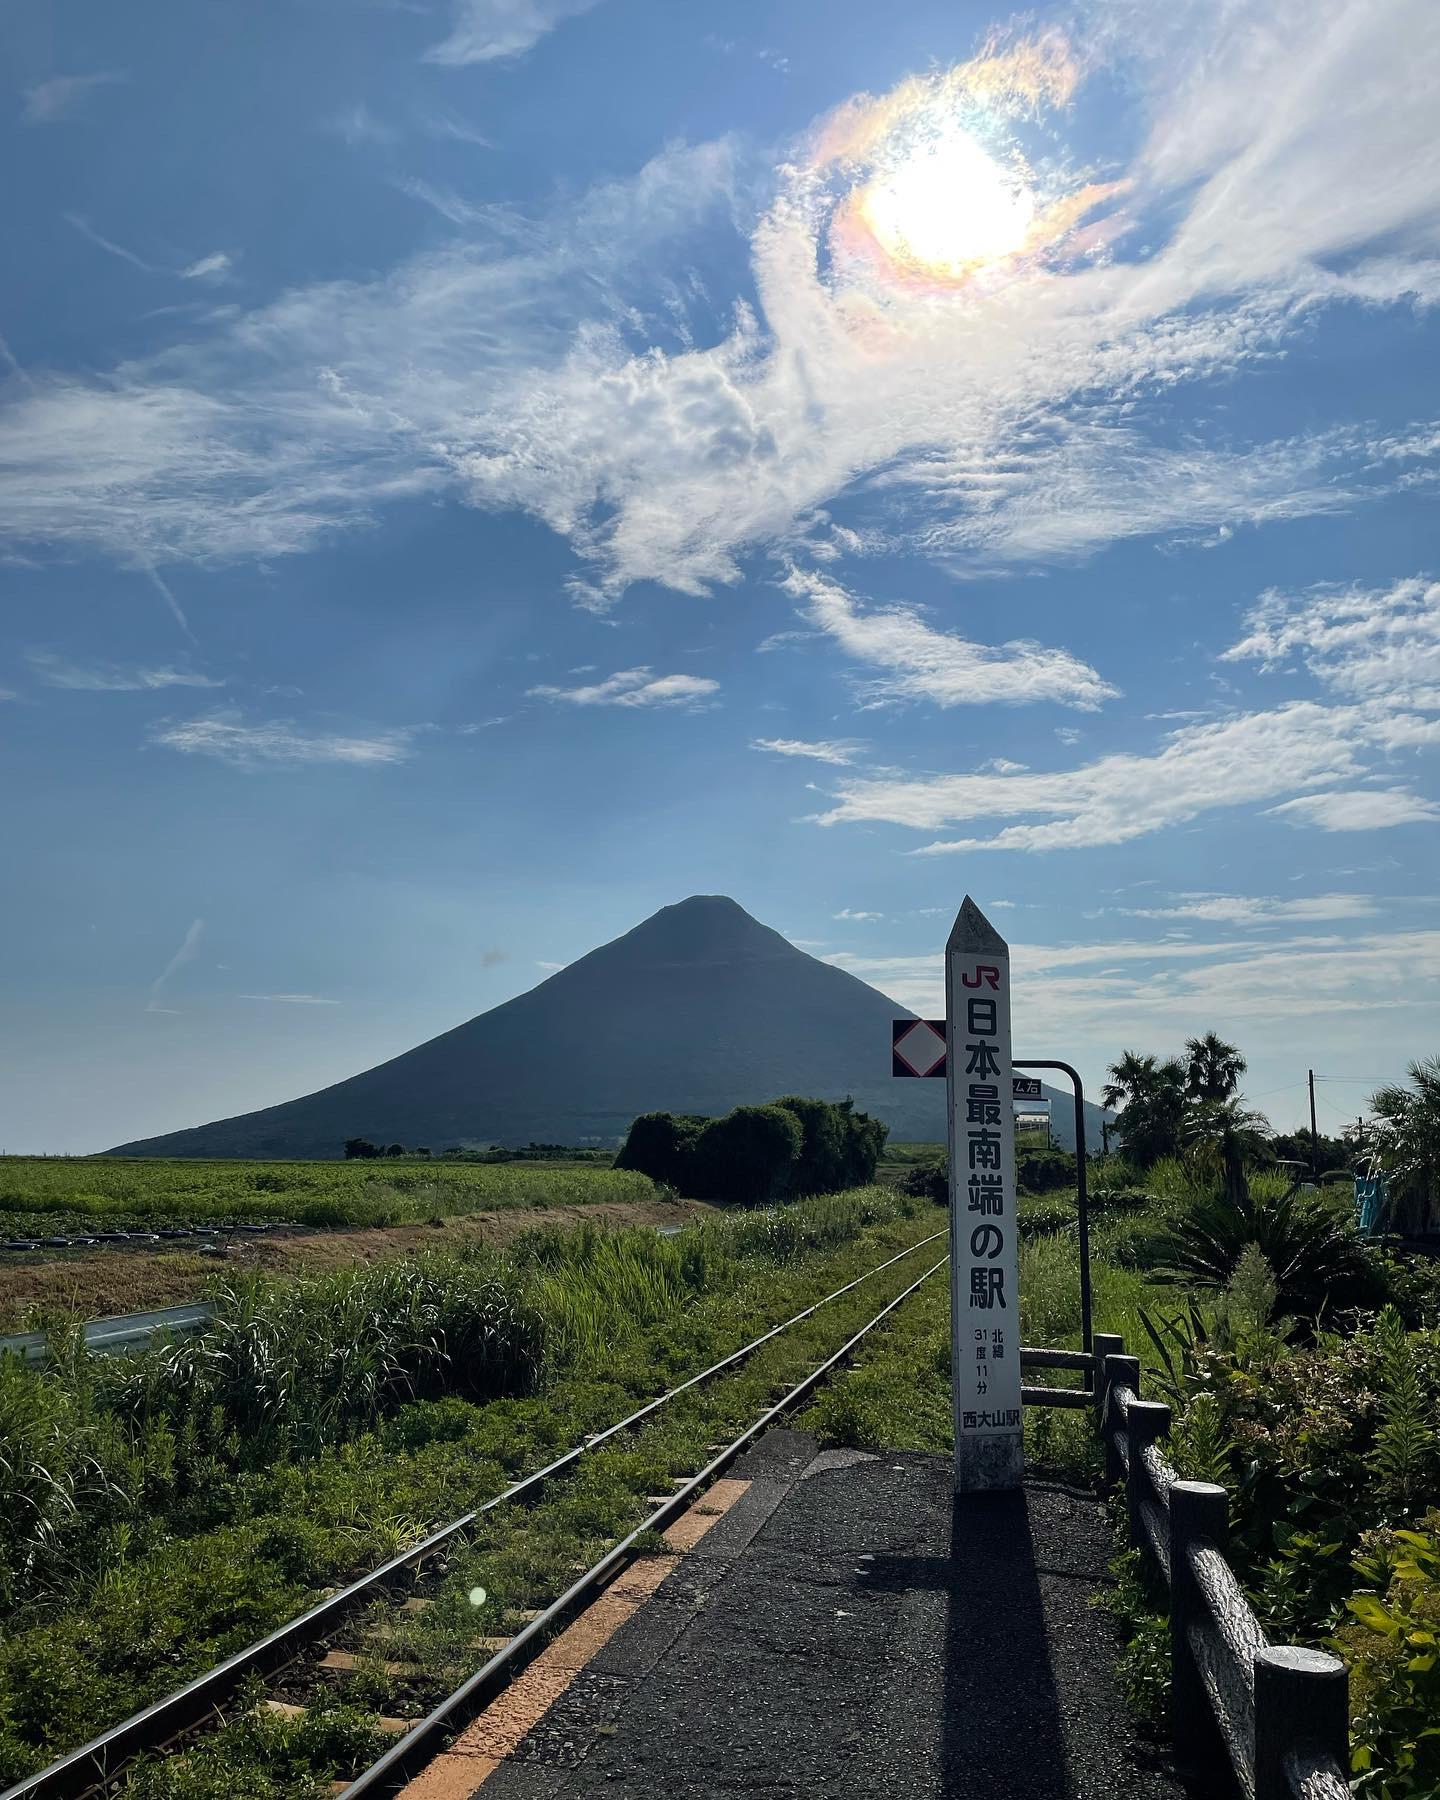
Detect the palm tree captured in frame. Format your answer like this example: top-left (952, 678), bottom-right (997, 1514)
top-left (1101, 1050), bottom-right (1160, 1113)
top-left (1184, 1033), bottom-right (1247, 1103)
top-left (1182, 1097), bottom-right (1271, 1206)
top-left (1365, 1057), bottom-right (1440, 1237)
top-left (1102, 1051), bottom-right (1187, 1168)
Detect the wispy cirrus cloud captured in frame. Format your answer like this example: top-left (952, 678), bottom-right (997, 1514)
top-left (147, 917), bottom-right (203, 1014)
top-left (750, 736), bottom-right (862, 765)
top-left (149, 716), bottom-right (417, 768)
top-left (781, 567), bottom-right (1116, 710)
top-left (1111, 891), bottom-right (1381, 926)
top-left (826, 927), bottom-right (1440, 1031)
top-left (812, 703), bottom-right (1397, 850)
top-left (1268, 789), bottom-right (1440, 831)
top-left (181, 253), bottom-right (234, 284)
top-left (2, 5), bottom-right (1440, 605)
top-left (424, 0), bottom-right (603, 66)
top-left (527, 668), bottom-right (719, 708)
top-left (237, 992), bottom-right (340, 1005)
top-left (22, 72), bottom-right (125, 125)
top-left (27, 651), bottom-right (222, 691)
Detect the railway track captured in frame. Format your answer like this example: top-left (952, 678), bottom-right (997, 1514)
top-left (2, 1229), bottom-right (948, 1800)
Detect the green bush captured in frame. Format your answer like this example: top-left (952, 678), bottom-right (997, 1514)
top-left (1336, 1517), bottom-right (1440, 1798)
top-left (616, 1098), bottom-right (885, 1202)
top-left (1159, 1183), bottom-right (1388, 1318)
top-left (688, 1105), bottom-right (804, 1202)
top-left (613, 1112), bottom-right (706, 1189)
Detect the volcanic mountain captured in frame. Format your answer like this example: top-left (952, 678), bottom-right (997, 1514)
top-left (108, 895), bottom-right (1101, 1158)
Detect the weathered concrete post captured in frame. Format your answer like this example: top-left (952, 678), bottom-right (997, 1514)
top-left (1091, 1331), bottom-right (1124, 1434)
top-left (1101, 1352), bottom-right (1141, 1485)
top-left (1169, 1479), bottom-right (1228, 1772)
top-left (1253, 1646), bottom-right (1349, 1800)
top-left (1124, 1399), bottom-right (1171, 1552)
top-left (948, 896), bottom-right (1023, 1493)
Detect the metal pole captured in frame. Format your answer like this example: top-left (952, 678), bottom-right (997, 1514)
top-left (1014, 1059), bottom-right (1092, 1354)
top-left (1308, 1069), bottom-right (1320, 1181)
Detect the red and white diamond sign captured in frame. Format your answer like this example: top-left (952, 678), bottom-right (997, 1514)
top-left (892, 1018), bottom-right (947, 1077)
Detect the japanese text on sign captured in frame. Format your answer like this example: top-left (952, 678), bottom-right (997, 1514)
top-left (952, 959), bottom-right (1023, 1439)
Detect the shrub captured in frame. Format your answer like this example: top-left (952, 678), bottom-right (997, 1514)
top-left (1335, 1516), bottom-right (1440, 1798)
top-left (613, 1112), bottom-right (706, 1189)
top-left (771, 1096), bottom-right (887, 1194)
top-left (688, 1105), bottom-right (804, 1202)
top-left (616, 1098), bottom-right (885, 1201)
top-left (1159, 1183), bottom-right (1389, 1318)
top-left (1016, 1148), bottom-right (1075, 1194)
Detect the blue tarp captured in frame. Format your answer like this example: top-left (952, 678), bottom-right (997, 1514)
top-left (1355, 1175), bottom-right (1387, 1235)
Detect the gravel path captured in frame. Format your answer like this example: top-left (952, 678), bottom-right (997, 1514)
top-left (482, 1429), bottom-right (1190, 1800)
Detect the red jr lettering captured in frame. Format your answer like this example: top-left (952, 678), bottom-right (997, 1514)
top-left (960, 964), bottom-right (1001, 990)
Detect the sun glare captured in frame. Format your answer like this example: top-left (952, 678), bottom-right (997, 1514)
top-left (858, 125), bottom-right (1035, 280)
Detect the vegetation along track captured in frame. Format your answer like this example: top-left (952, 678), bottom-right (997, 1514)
top-left (3, 1229), bottom-right (947, 1800)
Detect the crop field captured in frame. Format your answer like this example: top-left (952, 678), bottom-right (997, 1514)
top-left (0, 1155), bottom-right (655, 1237)
top-left (0, 1184), bottom-right (940, 1793)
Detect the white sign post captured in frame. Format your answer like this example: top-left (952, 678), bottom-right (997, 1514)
top-left (947, 895), bottom-right (1024, 1493)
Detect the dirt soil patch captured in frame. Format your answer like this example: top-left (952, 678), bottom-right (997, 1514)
top-left (0, 1196), bottom-right (714, 1330)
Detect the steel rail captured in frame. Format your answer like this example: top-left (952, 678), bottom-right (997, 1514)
top-left (338, 1251), bottom-right (950, 1798)
top-left (1, 1226), bottom-right (946, 1800)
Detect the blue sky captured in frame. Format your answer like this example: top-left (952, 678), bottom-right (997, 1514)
top-left (2, 0), bottom-right (1437, 1152)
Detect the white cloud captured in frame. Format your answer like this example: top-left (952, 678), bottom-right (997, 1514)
top-left (424, 0), bottom-right (602, 65)
top-left (1115, 891), bottom-right (1381, 925)
top-left (536, 959), bottom-right (566, 972)
top-left (0, 140), bottom-right (734, 571)
top-left (64, 213), bottom-right (154, 273)
top-left (22, 73), bottom-right (125, 124)
top-left (149, 716), bottom-right (416, 768)
top-left (833, 908), bottom-right (884, 921)
top-left (147, 917), bottom-right (203, 1014)
top-left (1268, 788), bottom-right (1440, 830)
top-left (527, 668), bottom-right (719, 708)
top-left (781, 568), bottom-right (1117, 711)
top-left (237, 993), bottom-right (340, 1005)
top-left (27, 651), bottom-right (222, 691)
top-left (1225, 577), bottom-right (1440, 712)
top-left (325, 103), bottom-right (398, 147)
top-left (750, 736), bottom-right (860, 765)
top-left (816, 703), bottom-right (1364, 850)
top-left (4, 7), bottom-right (1440, 600)
top-left (827, 927), bottom-right (1440, 1031)
top-left (181, 253), bottom-right (234, 284)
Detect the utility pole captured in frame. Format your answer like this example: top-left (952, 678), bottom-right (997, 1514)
top-left (1308, 1069), bottom-right (1320, 1182)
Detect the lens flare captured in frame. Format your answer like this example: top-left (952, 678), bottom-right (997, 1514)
top-left (814, 34), bottom-right (1127, 296)
top-left (859, 125), bottom-right (1035, 280)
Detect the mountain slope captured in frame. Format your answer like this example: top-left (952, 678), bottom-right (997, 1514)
top-left (108, 896), bottom-right (1102, 1157)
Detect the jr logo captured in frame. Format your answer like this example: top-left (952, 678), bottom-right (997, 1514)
top-left (960, 965), bottom-right (1002, 991)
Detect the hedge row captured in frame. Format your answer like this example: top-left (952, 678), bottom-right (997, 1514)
top-left (614, 1096), bottom-right (887, 1202)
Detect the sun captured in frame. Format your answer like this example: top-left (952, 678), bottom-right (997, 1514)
top-left (857, 124), bottom-right (1036, 280)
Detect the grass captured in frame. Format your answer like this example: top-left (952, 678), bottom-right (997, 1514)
top-left (0, 1186), bottom-right (938, 1788)
top-left (0, 1156), bottom-right (655, 1236)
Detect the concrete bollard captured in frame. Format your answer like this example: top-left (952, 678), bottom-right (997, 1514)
top-left (1168, 1479), bottom-right (1228, 1773)
top-left (1102, 1353), bottom-right (1141, 1485)
top-left (1091, 1331), bottom-right (1124, 1434)
top-left (1123, 1398), bottom-right (1171, 1554)
top-left (1254, 1645), bottom-right (1349, 1800)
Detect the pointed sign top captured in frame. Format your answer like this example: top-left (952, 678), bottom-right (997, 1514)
top-left (946, 894), bottom-right (1010, 957)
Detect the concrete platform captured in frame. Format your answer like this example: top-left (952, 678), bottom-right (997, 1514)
top-left (441, 1430), bottom-right (1189, 1800)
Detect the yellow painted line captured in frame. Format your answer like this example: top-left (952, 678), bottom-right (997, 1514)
top-left (397, 1479), bottom-right (751, 1800)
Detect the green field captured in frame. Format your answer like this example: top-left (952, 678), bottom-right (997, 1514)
top-left (0, 1156), bottom-right (655, 1236)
